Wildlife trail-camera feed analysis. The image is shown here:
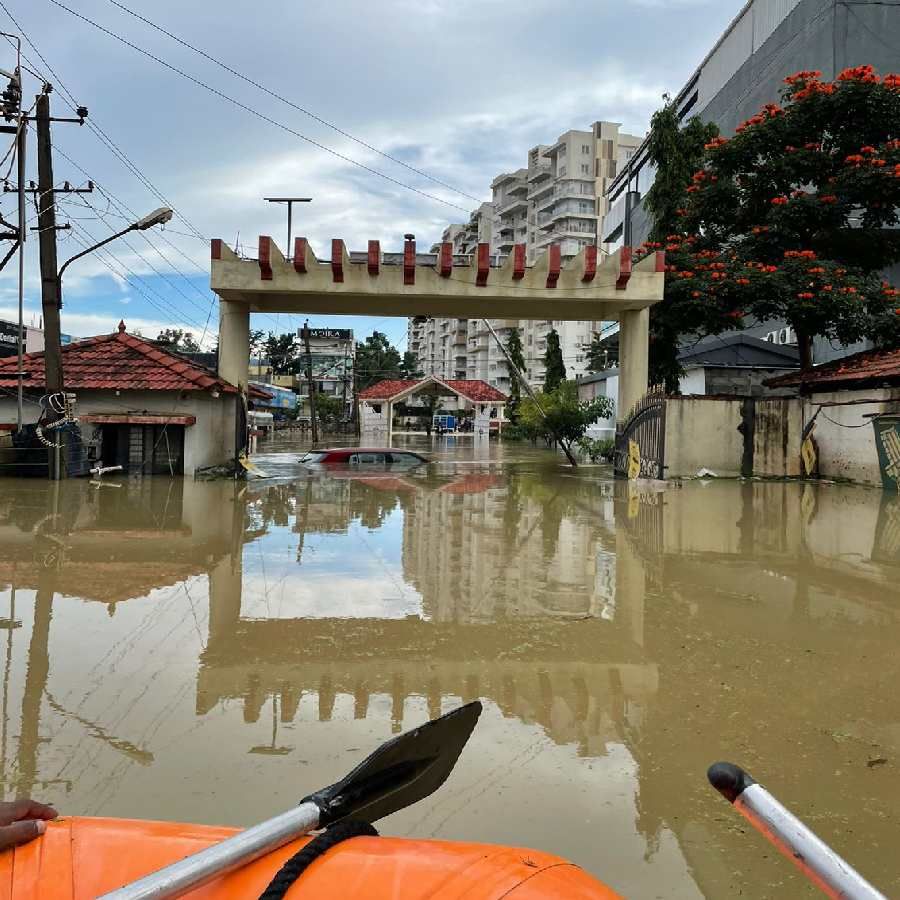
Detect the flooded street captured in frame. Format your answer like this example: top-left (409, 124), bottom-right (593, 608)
top-left (0, 433), bottom-right (897, 898)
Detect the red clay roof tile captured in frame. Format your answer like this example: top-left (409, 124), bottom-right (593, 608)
top-left (358, 376), bottom-right (507, 403)
top-left (766, 346), bottom-right (900, 390)
top-left (0, 329), bottom-right (241, 395)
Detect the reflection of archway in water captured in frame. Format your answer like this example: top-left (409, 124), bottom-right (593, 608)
top-left (204, 470), bottom-right (657, 755)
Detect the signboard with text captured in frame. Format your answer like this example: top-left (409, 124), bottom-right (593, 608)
top-left (301, 328), bottom-right (353, 342)
top-left (0, 320), bottom-right (21, 357)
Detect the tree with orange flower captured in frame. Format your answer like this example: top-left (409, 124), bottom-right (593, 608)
top-left (642, 65), bottom-right (900, 380)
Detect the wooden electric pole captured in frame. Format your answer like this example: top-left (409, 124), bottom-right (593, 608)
top-left (35, 91), bottom-right (64, 397)
top-left (301, 324), bottom-right (319, 444)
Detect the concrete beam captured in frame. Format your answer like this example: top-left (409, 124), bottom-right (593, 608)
top-left (210, 239), bottom-right (665, 323)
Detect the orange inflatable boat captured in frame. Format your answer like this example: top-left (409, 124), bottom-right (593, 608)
top-left (2, 703), bottom-right (621, 898)
top-left (1, 815), bottom-right (620, 898)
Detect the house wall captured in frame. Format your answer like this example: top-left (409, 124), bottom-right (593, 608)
top-left (0, 389), bottom-right (237, 476)
top-left (753, 397), bottom-right (804, 477)
top-left (804, 388), bottom-right (900, 485)
top-left (662, 396), bottom-right (803, 478)
top-left (664, 397), bottom-right (745, 478)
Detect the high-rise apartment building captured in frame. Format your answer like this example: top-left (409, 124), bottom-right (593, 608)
top-left (410, 121), bottom-right (642, 391)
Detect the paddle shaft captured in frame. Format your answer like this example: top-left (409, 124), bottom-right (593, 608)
top-left (97, 802), bottom-right (320, 900)
top-left (734, 783), bottom-right (885, 900)
top-left (709, 764), bottom-right (884, 900)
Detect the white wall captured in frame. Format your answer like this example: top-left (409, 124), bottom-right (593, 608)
top-left (0, 389), bottom-right (236, 475)
top-left (579, 375), bottom-right (618, 439)
top-left (679, 367), bottom-right (706, 396)
top-left (805, 388), bottom-right (900, 486)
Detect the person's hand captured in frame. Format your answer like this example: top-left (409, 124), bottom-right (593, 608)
top-left (0, 800), bottom-right (58, 851)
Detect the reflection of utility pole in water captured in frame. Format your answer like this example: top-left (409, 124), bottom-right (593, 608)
top-left (249, 696), bottom-right (293, 756)
top-left (0, 587), bottom-right (21, 793)
top-left (16, 579), bottom-right (52, 799)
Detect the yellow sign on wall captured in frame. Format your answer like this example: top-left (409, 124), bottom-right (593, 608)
top-left (627, 440), bottom-right (641, 480)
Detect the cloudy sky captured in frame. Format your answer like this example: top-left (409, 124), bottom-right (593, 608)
top-left (3, 0), bottom-right (741, 349)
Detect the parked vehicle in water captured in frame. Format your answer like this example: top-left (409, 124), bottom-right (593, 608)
top-left (299, 448), bottom-right (428, 468)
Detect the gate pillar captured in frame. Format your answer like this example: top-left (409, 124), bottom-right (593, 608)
top-left (617, 307), bottom-right (649, 419)
top-left (218, 299), bottom-right (250, 391)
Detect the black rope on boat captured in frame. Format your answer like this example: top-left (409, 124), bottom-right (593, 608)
top-left (258, 820), bottom-right (379, 900)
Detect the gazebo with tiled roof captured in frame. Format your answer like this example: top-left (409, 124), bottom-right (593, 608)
top-left (357, 375), bottom-right (508, 436)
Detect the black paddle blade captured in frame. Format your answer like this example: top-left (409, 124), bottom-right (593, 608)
top-left (301, 701), bottom-right (482, 827)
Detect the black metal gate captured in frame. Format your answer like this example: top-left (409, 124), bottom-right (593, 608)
top-left (614, 386), bottom-right (667, 479)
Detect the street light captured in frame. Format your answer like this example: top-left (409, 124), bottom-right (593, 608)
top-left (264, 197), bottom-right (311, 252)
top-left (57, 207), bottom-right (174, 283)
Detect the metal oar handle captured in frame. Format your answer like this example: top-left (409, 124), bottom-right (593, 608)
top-left (97, 803), bottom-right (321, 900)
top-left (708, 763), bottom-right (886, 900)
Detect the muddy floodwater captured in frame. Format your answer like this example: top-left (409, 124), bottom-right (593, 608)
top-left (0, 433), bottom-right (897, 898)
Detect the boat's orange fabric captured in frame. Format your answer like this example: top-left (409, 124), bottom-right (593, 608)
top-left (0, 817), bottom-right (621, 898)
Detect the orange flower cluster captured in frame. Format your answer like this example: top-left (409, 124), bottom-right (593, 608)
top-left (751, 225), bottom-right (770, 234)
top-left (804, 142), bottom-right (822, 151)
top-left (792, 81), bottom-right (836, 100)
top-left (784, 70), bottom-right (822, 84)
top-left (818, 194), bottom-right (838, 204)
top-left (837, 65), bottom-right (879, 83)
top-left (784, 250), bottom-right (817, 259)
top-left (746, 262), bottom-right (779, 273)
top-left (845, 154), bottom-right (865, 165)
top-left (735, 278), bottom-right (750, 285)
top-left (840, 286), bottom-right (858, 294)
top-left (797, 292), bottom-right (815, 299)
top-left (711, 272), bottom-right (726, 280)
top-left (705, 137), bottom-right (728, 150)
top-left (808, 267), bottom-right (825, 274)
top-left (686, 185), bottom-right (699, 193)
top-left (885, 74), bottom-right (900, 89)
top-left (771, 196), bottom-right (788, 205)
top-left (882, 284), bottom-right (899, 297)
top-left (861, 146), bottom-right (877, 154)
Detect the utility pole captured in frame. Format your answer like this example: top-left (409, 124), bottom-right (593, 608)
top-left (15, 112), bottom-right (25, 429)
top-left (301, 322), bottom-right (319, 444)
top-left (35, 91), bottom-right (64, 398)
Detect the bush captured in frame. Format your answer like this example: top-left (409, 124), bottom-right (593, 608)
top-left (577, 436), bottom-right (615, 462)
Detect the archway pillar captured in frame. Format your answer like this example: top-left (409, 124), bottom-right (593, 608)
top-left (617, 308), bottom-right (649, 420)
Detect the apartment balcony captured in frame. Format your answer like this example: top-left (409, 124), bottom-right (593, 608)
top-left (527, 180), bottom-right (555, 202)
top-left (527, 165), bottom-right (552, 183)
top-left (498, 195), bottom-right (528, 217)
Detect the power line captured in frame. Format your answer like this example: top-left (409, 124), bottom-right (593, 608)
top-left (0, 3), bottom-right (208, 241)
top-left (45, 0), bottom-right (473, 214)
top-left (103, 0), bottom-right (483, 206)
top-left (66, 222), bottom-right (210, 334)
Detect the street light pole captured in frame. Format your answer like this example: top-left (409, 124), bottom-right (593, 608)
top-left (57, 207), bottom-right (173, 286)
top-left (264, 197), bottom-right (311, 251)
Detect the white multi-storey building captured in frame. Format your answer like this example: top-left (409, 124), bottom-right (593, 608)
top-left (410, 121), bottom-right (642, 392)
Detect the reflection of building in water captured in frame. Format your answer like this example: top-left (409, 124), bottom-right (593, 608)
top-left (401, 473), bottom-right (618, 622)
top-left (617, 479), bottom-right (900, 899)
top-left (0, 479), bottom-right (236, 609)
top-left (0, 478), bottom-right (240, 799)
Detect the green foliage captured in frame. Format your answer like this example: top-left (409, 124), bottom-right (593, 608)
top-left (315, 393), bottom-right (344, 425)
top-left (504, 327), bottom-right (526, 405)
top-left (585, 333), bottom-right (613, 373)
top-left (518, 381), bottom-right (613, 445)
top-left (156, 328), bottom-right (201, 353)
top-left (577, 436), bottom-right (615, 462)
top-left (354, 331), bottom-right (403, 390)
top-left (249, 329), bottom-right (266, 363)
top-left (644, 68), bottom-right (900, 379)
top-left (264, 332), bottom-right (298, 375)
top-left (543, 329), bottom-right (566, 392)
top-left (644, 98), bottom-right (721, 390)
top-left (400, 351), bottom-right (423, 379)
